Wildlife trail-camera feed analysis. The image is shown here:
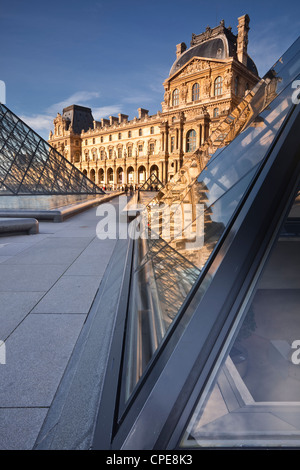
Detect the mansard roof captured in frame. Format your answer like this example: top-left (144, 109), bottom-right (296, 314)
top-left (62, 105), bottom-right (94, 134)
top-left (169, 19), bottom-right (258, 77)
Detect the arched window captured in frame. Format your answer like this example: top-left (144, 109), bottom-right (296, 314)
top-left (127, 166), bottom-right (134, 183)
top-left (214, 76), bottom-right (223, 96)
top-left (138, 165), bottom-right (146, 183)
top-left (150, 126), bottom-right (154, 135)
top-left (235, 76), bottom-right (239, 95)
top-left (107, 168), bottom-right (114, 184)
top-left (186, 129), bottom-right (197, 152)
top-left (172, 88), bottom-right (179, 106)
top-left (118, 132), bottom-right (122, 139)
top-left (139, 128), bottom-right (143, 137)
top-left (98, 168), bottom-right (104, 184)
top-left (90, 169), bottom-right (95, 182)
top-left (213, 107), bottom-right (219, 118)
top-left (150, 164), bottom-right (159, 177)
top-left (117, 167), bottom-right (123, 184)
top-left (192, 83), bottom-right (200, 101)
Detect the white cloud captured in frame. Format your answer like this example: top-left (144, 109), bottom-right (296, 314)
top-left (92, 104), bottom-right (123, 120)
top-left (19, 113), bottom-right (54, 133)
top-left (46, 91), bottom-right (101, 114)
top-left (18, 90), bottom-right (103, 137)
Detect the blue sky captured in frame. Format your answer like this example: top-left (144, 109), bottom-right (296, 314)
top-left (1, 0), bottom-right (300, 139)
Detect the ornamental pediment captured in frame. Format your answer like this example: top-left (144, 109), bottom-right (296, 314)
top-left (168, 57), bottom-right (225, 82)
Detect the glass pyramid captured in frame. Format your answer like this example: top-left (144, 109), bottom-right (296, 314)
top-left (0, 103), bottom-right (104, 196)
top-left (121, 35), bottom-right (300, 404)
top-left (139, 172), bottom-right (164, 192)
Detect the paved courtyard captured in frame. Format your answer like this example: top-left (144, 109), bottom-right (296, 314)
top-left (0, 198), bottom-right (122, 450)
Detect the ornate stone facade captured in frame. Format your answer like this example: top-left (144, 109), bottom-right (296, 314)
top-left (49, 15), bottom-right (259, 189)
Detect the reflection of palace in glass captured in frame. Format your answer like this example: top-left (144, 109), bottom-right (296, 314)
top-left (93, 33), bottom-right (300, 450)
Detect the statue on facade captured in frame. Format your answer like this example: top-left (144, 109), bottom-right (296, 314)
top-left (180, 83), bottom-right (188, 103)
top-left (224, 69), bottom-right (233, 90)
top-left (204, 77), bottom-right (211, 96)
top-left (164, 88), bottom-right (170, 106)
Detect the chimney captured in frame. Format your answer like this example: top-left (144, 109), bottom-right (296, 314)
top-left (101, 118), bottom-right (110, 127)
top-left (237, 14), bottom-right (250, 66)
top-left (138, 108), bottom-right (149, 119)
top-left (118, 113), bottom-right (129, 124)
top-left (109, 116), bottom-right (119, 126)
top-left (176, 42), bottom-right (187, 59)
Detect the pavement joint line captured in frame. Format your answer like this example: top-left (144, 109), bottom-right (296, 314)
top-left (0, 205), bottom-right (119, 343)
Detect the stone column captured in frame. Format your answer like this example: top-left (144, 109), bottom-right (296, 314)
top-left (104, 161), bottom-right (107, 186)
top-left (198, 124), bottom-right (202, 147)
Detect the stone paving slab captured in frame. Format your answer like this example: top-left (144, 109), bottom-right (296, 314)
top-left (0, 241), bottom-right (37, 256)
top-left (2, 237), bottom-right (91, 266)
top-left (0, 408), bottom-right (49, 450)
top-left (0, 291), bottom-right (44, 340)
top-left (32, 275), bottom-right (102, 314)
top-left (0, 313), bottom-right (86, 407)
top-left (0, 264), bottom-right (67, 292)
top-left (0, 195), bottom-right (123, 449)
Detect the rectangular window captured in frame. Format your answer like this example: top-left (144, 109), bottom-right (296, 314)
top-left (150, 143), bottom-right (155, 155)
top-left (171, 136), bottom-right (175, 153)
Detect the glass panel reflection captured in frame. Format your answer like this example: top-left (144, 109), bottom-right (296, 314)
top-left (181, 189), bottom-right (300, 448)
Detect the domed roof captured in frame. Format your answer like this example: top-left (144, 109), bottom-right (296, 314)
top-left (169, 19), bottom-right (258, 77)
top-left (170, 36), bottom-right (232, 76)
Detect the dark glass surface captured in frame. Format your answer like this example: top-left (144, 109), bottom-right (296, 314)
top-left (181, 188), bottom-right (300, 448)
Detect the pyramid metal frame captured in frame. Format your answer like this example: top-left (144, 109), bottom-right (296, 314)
top-left (0, 103), bottom-right (104, 195)
top-left (138, 172), bottom-right (164, 191)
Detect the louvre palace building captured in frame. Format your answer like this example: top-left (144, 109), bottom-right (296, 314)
top-left (48, 14), bottom-right (259, 189)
